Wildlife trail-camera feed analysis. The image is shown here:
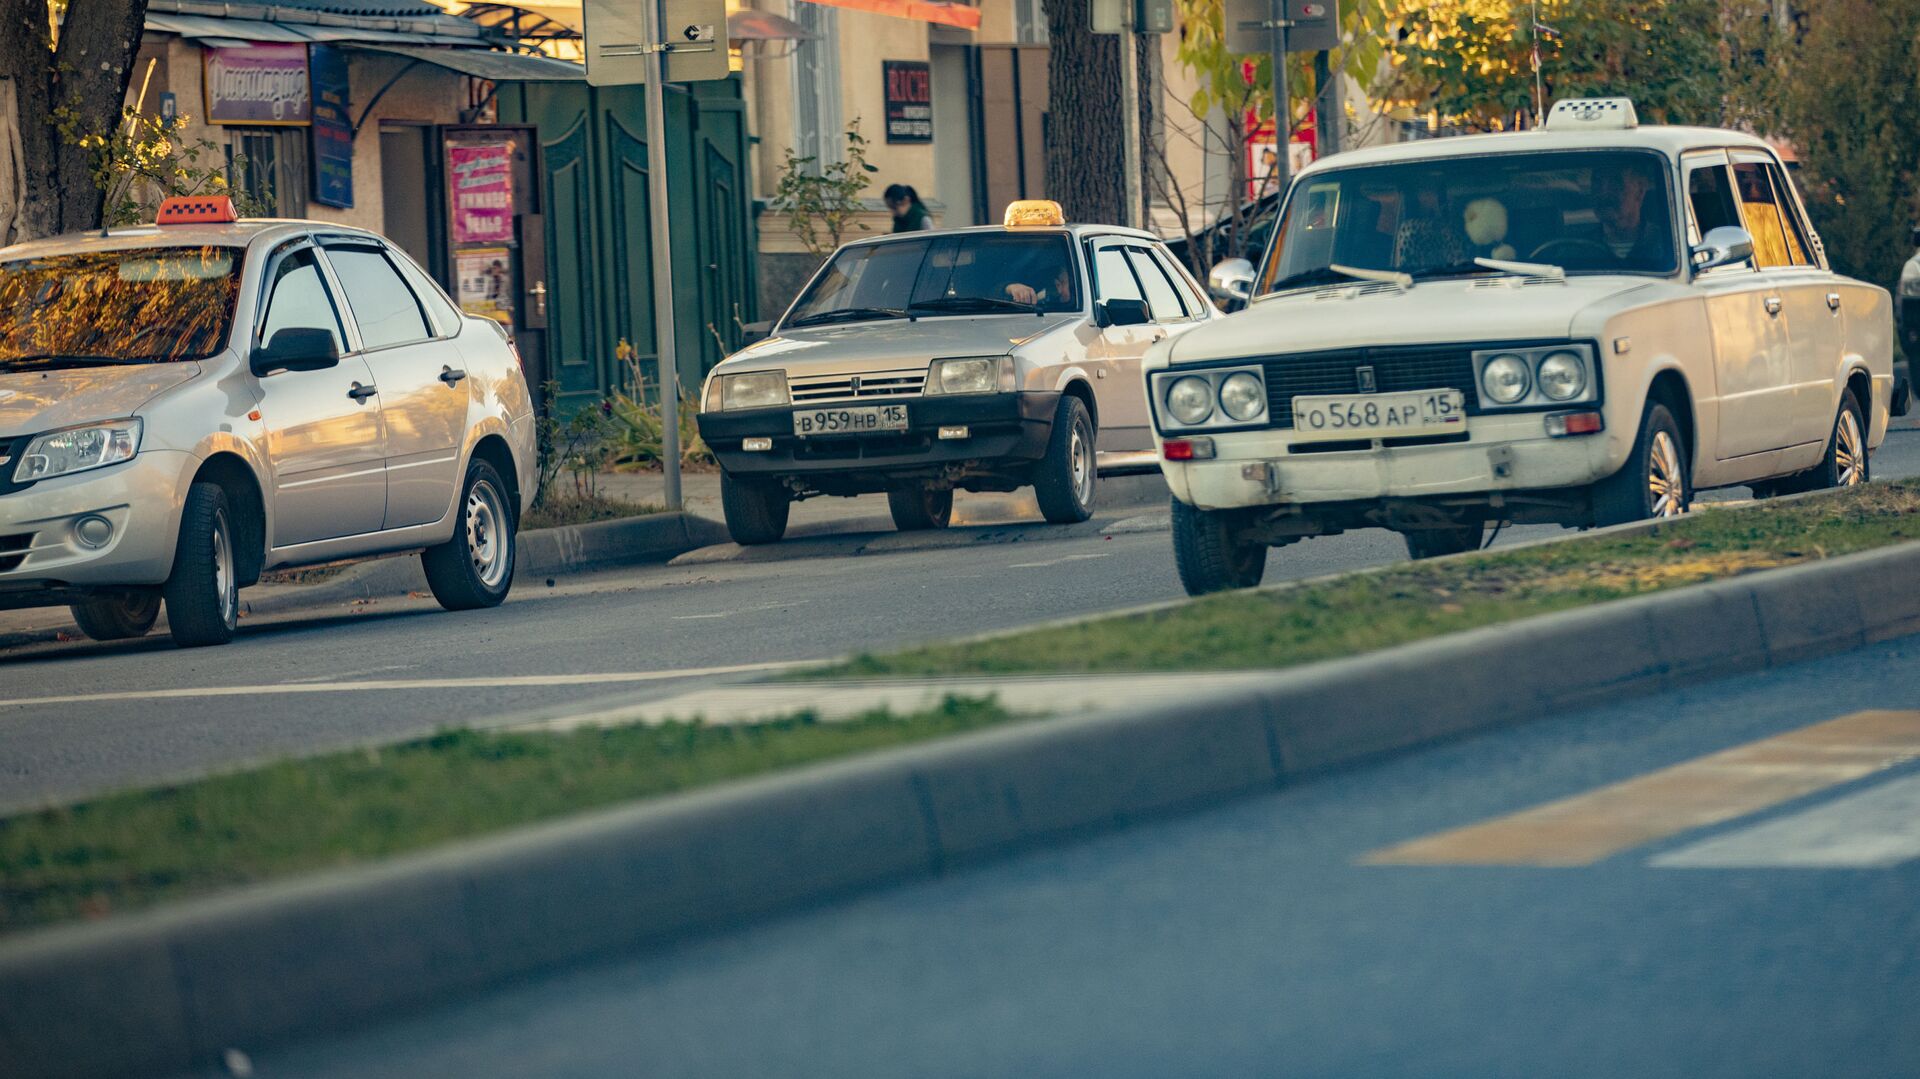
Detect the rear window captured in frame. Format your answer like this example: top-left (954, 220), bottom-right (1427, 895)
top-left (0, 246), bottom-right (244, 366)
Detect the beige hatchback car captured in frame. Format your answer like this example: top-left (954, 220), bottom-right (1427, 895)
top-left (0, 198), bottom-right (535, 646)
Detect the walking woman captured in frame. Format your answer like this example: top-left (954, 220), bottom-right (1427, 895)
top-left (884, 184), bottom-right (932, 232)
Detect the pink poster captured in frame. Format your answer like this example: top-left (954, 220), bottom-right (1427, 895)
top-left (448, 142), bottom-right (514, 245)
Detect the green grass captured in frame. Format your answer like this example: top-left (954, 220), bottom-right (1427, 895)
top-left (520, 494), bottom-right (665, 531)
top-left (0, 696), bottom-right (1013, 936)
top-left (808, 483), bottom-right (1920, 679)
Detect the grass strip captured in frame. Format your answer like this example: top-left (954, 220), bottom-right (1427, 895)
top-left (811, 483), bottom-right (1920, 679)
top-left (0, 696), bottom-right (1012, 937)
top-left (519, 494), bottom-right (665, 531)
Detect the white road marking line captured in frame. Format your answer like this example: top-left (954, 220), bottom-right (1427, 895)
top-left (1008, 552), bottom-right (1112, 570)
top-left (0, 661), bottom-right (802, 709)
top-left (1651, 770), bottom-right (1920, 869)
top-left (672, 612), bottom-right (734, 620)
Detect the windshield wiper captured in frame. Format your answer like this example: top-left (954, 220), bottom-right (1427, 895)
top-left (1269, 264), bottom-right (1412, 294)
top-left (785, 307), bottom-right (908, 328)
top-left (0, 354), bottom-right (158, 371)
top-left (1473, 255), bottom-right (1566, 282)
top-left (909, 296), bottom-right (1042, 315)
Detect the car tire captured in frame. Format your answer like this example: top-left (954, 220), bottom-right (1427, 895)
top-left (1033, 395), bottom-right (1096, 525)
top-left (888, 484), bottom-right (953, 531)
top-left (422, 459), bottom-right (517, 611)
top-left (1402, 522), bottom-right (1486, 560)
top-left (1776, 388), bottom-right (1870, 494)
top-left (1591, 401), bottom-right (1690, 526)
top-left (162, 482), bottom-right (240, 648)
top-left (1171, 498), bottom-right (1266, 596)
top-left (69, 591), bottom-right (161, 642)
top-left (720, 469), bottom-right (790, 545)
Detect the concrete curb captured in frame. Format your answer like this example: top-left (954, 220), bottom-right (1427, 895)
top-left (6, 539), bottom-right (1920, 1077)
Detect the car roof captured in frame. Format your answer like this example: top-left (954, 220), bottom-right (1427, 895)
top-left (0, 218), bottom-right (386, 262)
top-left (1299, 125), bottom-right (1778, 177)
top-left (834, 222), bottom-right (1164, 251)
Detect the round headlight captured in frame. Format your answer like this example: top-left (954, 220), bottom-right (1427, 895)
top-left (1537, 351), bottom-right (1587, 401)
top-left (1218, 372), bottom-right (1266, 422)
top-left (1167, 377), bottom-right (1215, 426)
top-left (1482, 354), bottom-right (1531, 405)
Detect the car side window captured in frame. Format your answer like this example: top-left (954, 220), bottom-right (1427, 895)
top-left (1762, 162), bottom-right (1815, 267)
top-left (324, 245), bottom-right (432, 350)
top-left (1093, 244), bottom-right (1144, 304)
top-left (389, 247), bottom-right (462, 335)
top-left (1685, 162), bottom-right (1743, 250)
top-left (1731, 161), bottom-right (1805, 270)
top-left (259, 249), bottom-right (345, 352)
top-left (1126, 246), bottom-right (1188, 322)
top-left (1152, 245), bottom-right (1208, 314)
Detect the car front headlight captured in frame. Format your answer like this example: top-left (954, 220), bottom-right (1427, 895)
top-left (1536, 351), bottom-right (1588, 401)
top-left (14, 419), bottom-right (143, 484)
top-left (1166, 376), bottom-right (1215, 425)
top-left (1481, 355), bottom-right (1532, 405)
top-left (1218, 372), bottom-right (1267, 421)
top-left (719, 371), bottom-right (789, 410)
top-left (926, 356), bottom-right (1015, 395)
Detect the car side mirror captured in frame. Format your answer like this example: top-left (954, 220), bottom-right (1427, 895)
top-left (1208, 257), bottom-right (1256, 302)
top-left (1096, 298), bottom-right (1152, 328)
top-left (251, 327), bottom-right (340, 376)
top-left (1691, 226), bottom-right (1755, 273)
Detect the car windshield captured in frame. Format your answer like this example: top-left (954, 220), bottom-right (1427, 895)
top-left (1258, 150), bottom-right (1677, 295)
top-left (0, 245), bottom-right (244, 370)
top-left (785, 232), bottom-right (1080, 327)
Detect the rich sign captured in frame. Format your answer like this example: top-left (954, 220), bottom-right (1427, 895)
top-left (883, 61), bottom-right (932, 144)
top-left (203, 43), bottom-right (311, 125)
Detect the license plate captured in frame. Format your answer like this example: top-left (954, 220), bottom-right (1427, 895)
top-left (792, 404), bottom-right (910, 437)
top-left (1291, 389), bottom-right (1467, 443)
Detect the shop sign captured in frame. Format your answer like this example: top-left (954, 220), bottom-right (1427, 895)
top-left (203, 43), bottom-right (311, 125)
top-left (456, 247), bottom-right (515, 323)
top-left (308, 45), bottom-right (353, 208)
top-left (883, 61), bottom-right (932, 144)
top-left (447, 141), bottom-right (515, 245)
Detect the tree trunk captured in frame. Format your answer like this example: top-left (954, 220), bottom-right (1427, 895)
top-left (1041, 0), bottom-right (1153, 225)
top-left (0, 0), bottom-right (148, 243)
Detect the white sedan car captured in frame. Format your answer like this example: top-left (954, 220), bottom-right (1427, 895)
top-left (1151, 98), bottom-right (1893, 594)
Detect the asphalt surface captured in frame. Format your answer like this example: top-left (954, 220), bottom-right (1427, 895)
top-left (217, 634), bottom-right (1920, 1079)
top-left (3, 428), bottom-right (1919, 811)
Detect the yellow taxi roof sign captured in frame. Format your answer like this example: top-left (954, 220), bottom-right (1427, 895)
top-left (1004, 199), bottom-right (1065, 228)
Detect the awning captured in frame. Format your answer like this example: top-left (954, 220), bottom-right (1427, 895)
top-left (348, 43), bottom-right (587, 81)
top-left (728, 9), bottom-right (817, 41)
top-left (145, 11), bottom-right (484, 45)
top-left (795, 0), bottom-right (980, 30)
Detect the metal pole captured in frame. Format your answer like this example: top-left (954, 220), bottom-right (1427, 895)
top-left (642, 0), bottom-right (683, 509)
top-left (1119, 19), bottom-right (1142, 228)
top-left (1313, 49), bottom-right (1339, 156)
top-left (1267, 0), bottom-right (1290, 202)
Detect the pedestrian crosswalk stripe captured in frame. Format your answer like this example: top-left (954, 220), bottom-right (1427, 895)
top-left (1650, 768), bottom-right (1920, 869)
top-left (1361, 711), bottom-right (1920, 867)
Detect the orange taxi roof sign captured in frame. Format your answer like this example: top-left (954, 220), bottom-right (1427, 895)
top-left (156, 196), bottom-right (238, 225)
top-left (1004, 200), bottom-right (1065, 228)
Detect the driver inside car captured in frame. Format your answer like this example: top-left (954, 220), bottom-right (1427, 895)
top-left (1000, 250), bottom-right (1074, 307)
top-left (1586, 159), bottom-right (1669, 266)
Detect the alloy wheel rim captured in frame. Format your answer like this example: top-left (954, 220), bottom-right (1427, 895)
top-left (1836, 410), bottom-right (1866, 486)
top-left (1070, 420), bottom-right (1093, 505)
top-left (212, 507), bottom-right (236, 627)
top-left (1648, 431), bottom-right (1687, 518)
top-left (467, 480), bottom-right (509, 588)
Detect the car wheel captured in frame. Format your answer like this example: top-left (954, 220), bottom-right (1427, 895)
top-left (69, 591), bottom-right (161, 642)
top-left (720, 469), bottom-right (790, 545)
top-left (1591, 401), bottom-right (1690, 526)
top-left (1402, 522), bottom-right (1487, 560)
top-left (1777, 389), bottom-right (1870, 494)
top-left (422, 459), bottom-right (516, 611)
top-left (1033, 395), bottom-right (1096, 525)
top-left (162, 482), bottom-right (240, 648)
top-left (888, 483), bottom-right (953, 531)
top-left (1171, 498), bottom-right (1266, 596)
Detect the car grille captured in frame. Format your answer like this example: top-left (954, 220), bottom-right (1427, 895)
top-left (789, 368), bottom-right (927, 406)
top-left (1260, 346), bottom-right (1481, 428)
top-left (0, 533), bottom-right (32, 573)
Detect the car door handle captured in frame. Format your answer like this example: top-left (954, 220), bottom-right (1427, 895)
top-left (439, 366), bottom-right (468, 387)
top-left (1764, 296), bottom-right (1783, 316)
top-left (1827, 292), bottom-right (1842, 312)
top-left (347, 382), bottom-right (378, 402)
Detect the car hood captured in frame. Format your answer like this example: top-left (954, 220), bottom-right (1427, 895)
top-left (715, 314), bottom-right (1081, 376)
top-left (0, 363), bottom-right (201, 434)
top-left (1168, 275), bottom-right (1659, 364)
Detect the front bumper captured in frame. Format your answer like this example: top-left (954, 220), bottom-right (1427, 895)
top-left (1159, 411), bottom-right (1623, 512)
top-left (0, 449), bottom-right (197, 604)
top-left (698, 391), bottom-right (1060, 480)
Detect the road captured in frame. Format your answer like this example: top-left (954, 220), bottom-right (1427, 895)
top-left (4, 427), bottom-right (1919, 811)
top-left (215, 634), bottom-right (1920, 1079)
